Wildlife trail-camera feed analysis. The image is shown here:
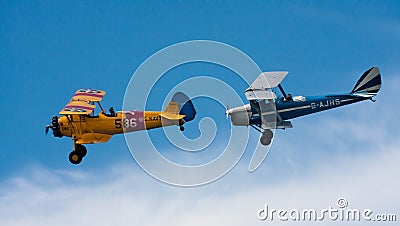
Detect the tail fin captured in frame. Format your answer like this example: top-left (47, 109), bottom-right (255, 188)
top-left (160, 101), bottom-right (185, 120)
top-left (171, 92), bottom-right (196, 122)
top-left (163, 102), bottom-right (179, 114)
top-left (351, 67), bottom-right (382, 97)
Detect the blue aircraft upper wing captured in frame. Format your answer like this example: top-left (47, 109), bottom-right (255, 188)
top-left (245, 71), bottom-right (289, 129)
top-left (247, 71), bottom-right (288, 90)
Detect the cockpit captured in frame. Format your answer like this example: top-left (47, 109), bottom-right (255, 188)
top-left (86, 101), bottom-right (117, 118)
top-left (279, 94), bottom-right (306, 102)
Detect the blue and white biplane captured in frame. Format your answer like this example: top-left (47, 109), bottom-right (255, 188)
top-left (227, 67), bottom-right (382, 146)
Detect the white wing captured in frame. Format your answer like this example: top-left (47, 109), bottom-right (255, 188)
top-left (246, 71), bottom-right (288, 90)
top-left (245, 71), bottom-right (288, 129)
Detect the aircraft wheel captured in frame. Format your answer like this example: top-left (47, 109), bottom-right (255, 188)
top-left (180, 126), bottom-right (185, 131)
top-left (69, 151), bottom-right (82, 165)
top-left (260, 129), bottom-right (273, 146)
top-left (260, 136), bottom-right (271, 146)
top-left (75, 144), bottom-right (87, 157)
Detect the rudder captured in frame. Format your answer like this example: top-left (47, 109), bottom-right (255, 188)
top-left (351, 67), bottom-right (382, 97)
top-left (171, 92), bottom-right (196, 122)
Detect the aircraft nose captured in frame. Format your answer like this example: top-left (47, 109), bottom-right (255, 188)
top-left (225, 108), bottom-right (233, 119)
top-left (47, 115), bottom-right (63, 138)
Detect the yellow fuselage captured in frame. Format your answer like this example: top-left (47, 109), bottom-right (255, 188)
top-left (59, 111), bottom-right (180, 144)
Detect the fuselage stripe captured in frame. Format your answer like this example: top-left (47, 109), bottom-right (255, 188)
top-left (74, 93), bottom-right (104, 98)
top-left (65, 105), bottom-right (95, 110)
top-left (251, 105), bottom-right (311, 116)
top-left (340, 99), bottom-right (354, 103)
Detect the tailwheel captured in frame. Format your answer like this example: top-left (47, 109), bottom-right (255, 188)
top-left (260, 129), bottom-right (273, 146)
top-left (69, 151), bottom-right (82, 164)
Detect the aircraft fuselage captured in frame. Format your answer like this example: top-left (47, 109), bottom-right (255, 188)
top-left (58, 111), bottom-right (181, 139)
top-left (229, 94), bottom-right (369, 127)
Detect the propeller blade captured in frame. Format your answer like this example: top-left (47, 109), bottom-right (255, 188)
top-left (45, 125), bottom-right (50, 135)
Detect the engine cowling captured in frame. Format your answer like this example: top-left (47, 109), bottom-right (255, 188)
top-left (226, 104), bottom-right (251, 126)
top-left (51, 116), bottom-right (63, 138)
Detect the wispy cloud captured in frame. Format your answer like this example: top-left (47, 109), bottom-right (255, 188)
top-left (0, 144), bottom-right (398, 226)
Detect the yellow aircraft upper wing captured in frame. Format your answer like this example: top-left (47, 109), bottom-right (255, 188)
top-left (72, 89), bottom-right (106, 102)
top-left (59, 89), bottom-right (105, 115)
top-left (59, 100), bottom-right (96, 115)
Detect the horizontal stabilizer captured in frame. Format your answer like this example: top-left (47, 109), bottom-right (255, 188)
top-left (159, 113), bottom-right (185, 120)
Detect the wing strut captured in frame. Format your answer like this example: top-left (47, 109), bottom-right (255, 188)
top-left (250, 124), bottom-right (262, 133)
top-left (278, 84), bottom-right (287, 98)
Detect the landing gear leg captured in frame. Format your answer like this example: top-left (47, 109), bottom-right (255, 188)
top-left (178, 119), bottom-right (185, 132)
top-left (260, 129), bottom-right (273, 146)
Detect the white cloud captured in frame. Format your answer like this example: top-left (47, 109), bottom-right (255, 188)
top-left (0, 144), bottom-right (399, 226)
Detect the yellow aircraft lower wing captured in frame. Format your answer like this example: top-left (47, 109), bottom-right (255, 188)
top-left (59, 100), bottom-right (96, 115)
top-left (76, 133), bottom-right (112, 144)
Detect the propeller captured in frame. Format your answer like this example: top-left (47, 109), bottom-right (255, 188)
top-left (45, 116), bottom-right (62, 137)
top-left (45, 125), bottom-right (51, 135)
top-left (225, 105), bottom-right (230, 119)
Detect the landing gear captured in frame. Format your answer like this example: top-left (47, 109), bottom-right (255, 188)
top-left (69, 151), bottom-right (82, 164)
top-left (69, 144), bottom-right (87, 164)
top-left (75, 144), bottom-right (87, 157)
top-left (180, 126), bottom-right (185, 131)
top-left (260, 129), bottom-right (273, 146)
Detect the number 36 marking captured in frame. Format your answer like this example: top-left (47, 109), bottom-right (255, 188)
top-left (115, 118), bottom-right (137, 129)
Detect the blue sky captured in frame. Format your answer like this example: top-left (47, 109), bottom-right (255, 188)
top-left (1, 1), bottom-right (399, 225)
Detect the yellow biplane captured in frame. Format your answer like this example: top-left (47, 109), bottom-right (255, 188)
top-left (46, 89), bottom-right (196, 164)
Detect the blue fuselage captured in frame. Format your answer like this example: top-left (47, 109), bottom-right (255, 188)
top-left (249, 94), bottom-right (369, 126)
